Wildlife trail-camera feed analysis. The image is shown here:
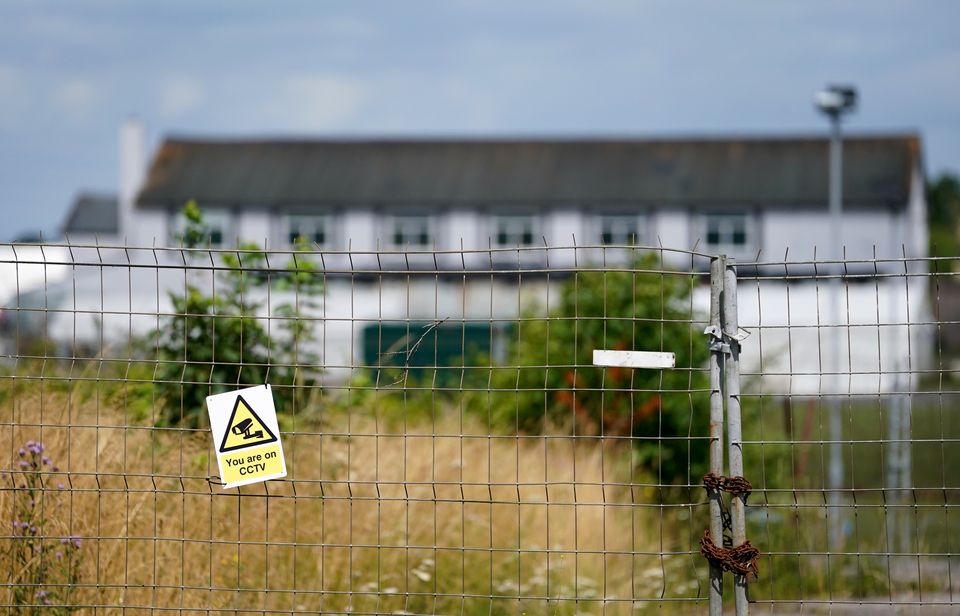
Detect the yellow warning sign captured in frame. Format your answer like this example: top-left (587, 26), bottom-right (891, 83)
top-left (206, 385), bottom-right (287, 489)
top-left (219, 395), bottom-right (278, 453)
top-left (219, 443), bottom-right (284, 486)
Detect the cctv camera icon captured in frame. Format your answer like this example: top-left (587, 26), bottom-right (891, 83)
top-left (232, 418), bottom-right (264, 441)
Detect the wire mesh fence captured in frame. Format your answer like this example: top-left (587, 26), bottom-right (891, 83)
top-left (0, 241), bottom-right (956, 614)
top-left (734, 251), bottom-right (959, 614)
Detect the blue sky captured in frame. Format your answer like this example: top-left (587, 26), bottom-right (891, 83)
top-left (1, 1), bottom-right (958, 240)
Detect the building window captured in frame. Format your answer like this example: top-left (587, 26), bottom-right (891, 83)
top-left (389, 215), bottom-right (432, 248)
top-left (287, 215), bottom-right (328, 247)
top-left (705, 213), bottom-right (751, 253)
top-left (493, 215), bottom-right (539, 247)
top-left (172, 208), bottom-right (230, 247)
top-left (599, 214), bottom-right (642, 245)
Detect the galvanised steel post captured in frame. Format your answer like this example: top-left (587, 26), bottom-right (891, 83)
top-left (708, 256), bottom-right (726, 616)
top-left (723, 260), bottom-right (749, 615)
top-left (815, 84), bottom-right (857, 551)
top-left (827, 113), bottom-right (845, 550)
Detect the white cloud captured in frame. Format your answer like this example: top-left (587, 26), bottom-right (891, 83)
top-left (159, 76), bottom-right (205, 116)
top-left (884, 50), bottom-right (960, 105)
top-left (22, 12), bottom-right (120, 49)
top-left (207, 14), bottom-right (377, 44)
top-left (278, 74), bottom-right (368, 130)
top-left (322, 15), bottom-right (378, 40)
top-left (53, 77), bottom-right (98, 118)
top-left (348, 70), bottom-right (507, 132)
top-left (0, 64), bottom-right (28, 129)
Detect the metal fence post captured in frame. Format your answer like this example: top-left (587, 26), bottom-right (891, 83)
top-left (707, 256), bottom-right (726, 616)
top-left (723, 259), bottom-right (750, 616)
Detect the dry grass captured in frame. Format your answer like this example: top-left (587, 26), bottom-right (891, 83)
top-left (0, 386), bottom-right (707, 614)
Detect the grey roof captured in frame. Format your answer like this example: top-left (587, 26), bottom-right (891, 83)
top-left (137, 135), bottom-right (921, 209)
top-left (62, 193), bottom-right (119, 235)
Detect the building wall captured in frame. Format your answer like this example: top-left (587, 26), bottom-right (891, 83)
top-left (131, 209), bottom-right (169, 246)
top-left (34, 262), bottom-right (931, 395)
top-left (61, 232), bottom-right (116, 246)
top-left (761, 207), bottom-right (904, 263)
top-left (705, 277), bottom-right (934, 394)
top-left (134, 203), bottom-right (927, 275)
top-left (650, 208), bottom-right (691, 269)
top-left (908, 166), bottom-right (928, 260)
top-left (236, 209), bottom-right (271, 246)
top-left (548, 208), bottom-right (581, 245)
top-left (446, 209), bottom-right (480, 249)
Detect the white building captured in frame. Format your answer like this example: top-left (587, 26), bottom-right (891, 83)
top-left (121, 133), bottom-right (925, 274)
top-left (45, 125), bottom-right (930, 392)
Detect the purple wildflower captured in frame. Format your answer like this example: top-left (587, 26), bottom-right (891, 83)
top-left (35, 590), bottom-right (49, 599)
top-left (57, 483), bottom-right (65, 490)
top-left (18, 448), bottom-right (26, 457)
top-left (71, 536), bottom-right (82, 549)
top-left (41, 456), bottom-right (52, 466)
top-left (17, 460), bottom-right (28, 468)
top-left (55, 551), bottom-right (63, 560)
top-left (52, 466), bottom-right (59, 472)
top-left (59, 537), bottom-right (69, 545)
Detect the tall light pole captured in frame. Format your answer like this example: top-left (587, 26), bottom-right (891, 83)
top-left (814, 84), bottom-right (857, 548)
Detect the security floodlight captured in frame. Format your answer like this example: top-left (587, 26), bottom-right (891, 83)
top-left (814, 85), bottom-right (857, 118)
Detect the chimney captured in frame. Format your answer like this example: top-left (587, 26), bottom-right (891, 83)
top-left (118, 117), bottom-right (146, 243)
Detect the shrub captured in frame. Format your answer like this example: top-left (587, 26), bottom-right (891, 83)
top-left (485, 254), bottom-right (710, 485)
top-left (151, 201), bottom-right (322, 427)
